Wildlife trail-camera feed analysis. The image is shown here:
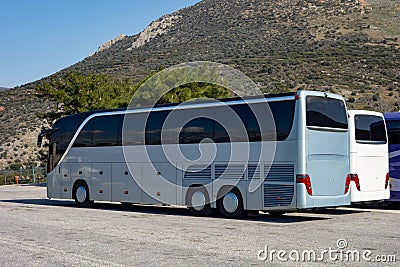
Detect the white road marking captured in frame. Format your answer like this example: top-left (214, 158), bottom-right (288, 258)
top-left (338, 207), bottom-right (400, 214)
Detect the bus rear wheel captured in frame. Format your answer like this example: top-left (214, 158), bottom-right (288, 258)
top-left (186, 186), bottom-right (213, 216)
top-left (73, 181), bottom-right (93, 208)
top-left (218, 188), bottom-right (246, 219)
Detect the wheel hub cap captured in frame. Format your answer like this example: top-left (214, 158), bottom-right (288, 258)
top-left (191, 191), bottom-right (206, 211)
top-left (76, 186), bottom-right (87, 203)
top-left (223, 192), bottom-right (238, 213)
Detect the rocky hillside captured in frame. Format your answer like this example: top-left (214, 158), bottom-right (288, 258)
top-left (1, 0), bottom-right (399, 169)
top-left (0, 88), bottom-right (51, 169)
top-left (63, 0), bottom-right (399, 111)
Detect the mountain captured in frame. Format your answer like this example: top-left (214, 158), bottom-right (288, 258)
top-left (1, 0), bottom-right (399, 169)
top-left (63, 0), bottom-right (399, 111)
top-left (0, 87), bottom-right (10, 91)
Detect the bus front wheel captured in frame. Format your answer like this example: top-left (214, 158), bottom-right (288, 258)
top-left (186, 186), bottom-right (214, 216)
top-left (73, 181), bottom-right (93, 208)
top-left (218, 188), bottom-right (246, 219)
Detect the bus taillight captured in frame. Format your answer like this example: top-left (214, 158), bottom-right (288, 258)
top-left (349, 174), bottom-right (360, 191)
top-left (385, 173), bottom-right (390, 190)
top-left (344, 174), bottom-right (351, 194)
top-left (296, 174), bottom-right (312, 196)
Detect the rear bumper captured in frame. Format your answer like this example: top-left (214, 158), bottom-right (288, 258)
top-left (296, 187), bottom-right (351, 209)
top-left (350, 184), bottom-right (390, 203)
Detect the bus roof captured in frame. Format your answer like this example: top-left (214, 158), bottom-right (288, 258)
top-left (55, 92), bottom-right (297, 123)
top-left (384, 112), bottom-right (400, 120)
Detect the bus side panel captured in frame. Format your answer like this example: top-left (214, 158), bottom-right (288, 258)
top-left (246, 181), bottom-right (263, 211)
top-left (70, 163), bottom-right (92, 199)
top-left (60, 163), bottom-right (71, 199)
top-left (111, 162), bottom-right (143, 203)
top-left (47, 171), bottom-right (61, 199)
top-left (389, 144), bottom-right (400, 201)
top-left (91, 163), bottom-right (112, 201)
top-left (142, 163), bottom-right (177, 205)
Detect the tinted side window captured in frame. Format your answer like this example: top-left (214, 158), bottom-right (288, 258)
top-left (306, 96), bottom-right (348, 129)
top-left (269, 100), bottom-right (295, 141)
top-left (145, 110), bottom-right (170, 145)
top-left (73, 115), bottom-right (122, 147)
top-left (181, 118), bottom-right (214, 144)
top-left (213, 105), bottom-right (247, 143)
top-left (247, 100), bottom-right (295, 141)
top-left (51, 119), bottom-right (63, 154)
top-left (73, 120), bottom-right (94, 147)
top-left (213, 120), bottom-right (230, 143)
top-left (123, 113), bottom-right (147, 146)
top-left (386, 120), bottom-right (400, 145)
top-left (61, 112), bottom-right (94, 150)
top-left (246, 105), bottom-right (262, 142)
top-left (355, 115), bottom-right (387, 143)
top-left (92, 115), bottom-right (122, 146)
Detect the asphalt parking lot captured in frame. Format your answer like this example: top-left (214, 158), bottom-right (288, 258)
top-left (0, 185), bottom-right (399, 266)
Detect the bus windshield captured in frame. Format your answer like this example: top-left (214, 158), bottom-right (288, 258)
top-left (306, 96), bottom-right (348, 130)
top-left (354, 115), bottom-right (387, 143)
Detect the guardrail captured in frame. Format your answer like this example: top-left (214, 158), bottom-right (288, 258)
top-left (0, 166), bottom-right (46, 185)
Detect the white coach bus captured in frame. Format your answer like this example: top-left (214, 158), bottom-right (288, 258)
top-left (348, 110), bottom-right (390, 203)
top-left (38, 91), bottom-right (351, 218)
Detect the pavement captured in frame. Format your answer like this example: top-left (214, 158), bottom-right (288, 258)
top-left (0, 185), bottom-right (399, 266)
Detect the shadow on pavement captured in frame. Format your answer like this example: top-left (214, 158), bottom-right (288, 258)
top-left (351, 201), bottom-right (400, 210)
top-left (1, 198), bottom-right (336, 223)
top-left (299, 207), bottom-right (368, 215)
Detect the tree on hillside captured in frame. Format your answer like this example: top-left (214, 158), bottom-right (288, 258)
top-left (36, 72), bottom-right (140, 122)
top-left (36, 71), bottom-right (231, 124)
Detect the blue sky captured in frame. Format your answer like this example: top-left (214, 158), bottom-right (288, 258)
top-left (0, 0), bottom-right (201, 88)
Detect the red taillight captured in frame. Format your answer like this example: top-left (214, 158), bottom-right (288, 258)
top-left (349, 174), bottom-right (360, 191)
top-left (385, 173), bottom-right (390, 190)
top-left (296, 174), bottom-right (312, 196)
top-left (344, 174), bottom-right (351, 194)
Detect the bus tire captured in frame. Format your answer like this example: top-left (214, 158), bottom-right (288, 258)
top-left (73, 181), bottom-right (93, 208)
top-left (186, 186), bottom-right (213, 217)
top-left (218, 188), bottom-right (246, 219)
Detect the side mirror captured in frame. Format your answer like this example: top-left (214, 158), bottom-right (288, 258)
top-left (37, 128), bottom-right (59, 147)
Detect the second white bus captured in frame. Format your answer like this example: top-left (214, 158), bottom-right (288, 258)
top-left (348, 110), bottom-right (390, 203)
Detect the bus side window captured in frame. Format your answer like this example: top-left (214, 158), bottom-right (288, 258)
top-left (145, 110), bottom-right (170, 145)
top-left (246, 104), bottom-right (262, 142)
top-left (123, 113), bottom-right (146, 146)
top-left (73, 120), bottom-right (94, 147)
top-left (181, 117), bottom-right (213, 144)
top-left (387, 122), bottom-right (400, 144)
top-left (92, 115), bottom-right (122, 147)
